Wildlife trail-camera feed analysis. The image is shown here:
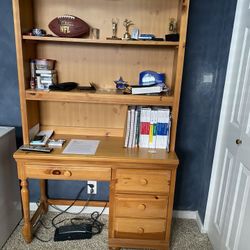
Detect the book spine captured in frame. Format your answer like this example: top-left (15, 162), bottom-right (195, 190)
top-left (128, 108), bottom-right (135, 148)
top-left (132, 110), bottom-right (138, 147)
top-left (156, 108), bottom-right (170, 149)
top-left (139, 108), bottom-right (151, 148)
top-left (135, 108), bottom-right (141, 147)
top-left (149, 110), bottom-right (157, 148)
top-left (124, 109), bottom-right (131, 147)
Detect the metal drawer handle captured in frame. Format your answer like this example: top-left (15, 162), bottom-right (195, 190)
top-left (52, 170), bottom-right (61, 175)
top-left (140, 178), bottom-right (148, 185)
top-left (64, 170), bottom-right (72, 177)
top-left (138, 204), bottom-right (146, 210)
top-left (137, 227), bottom-right (144, 234)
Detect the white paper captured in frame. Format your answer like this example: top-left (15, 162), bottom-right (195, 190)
top-left (62, 139), bottom-right (100, 155)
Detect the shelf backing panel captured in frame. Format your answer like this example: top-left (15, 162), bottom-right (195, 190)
top-left (39, 101), bottom-right (128, 137)
top-left (33, 0), bottom-right (179, 39)
top-left (36, 43), bottom-right (176, 89)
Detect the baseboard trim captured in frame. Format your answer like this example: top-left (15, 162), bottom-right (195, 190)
top-left (29, 202), bottom-right (109, 215)
top-left (172, 210), bottom-right (197, 219)
top-left (195, 211), bottom-right (206, 234)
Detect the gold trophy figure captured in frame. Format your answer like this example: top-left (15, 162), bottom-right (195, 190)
top-left (122, 19), bottom-right (133, 40)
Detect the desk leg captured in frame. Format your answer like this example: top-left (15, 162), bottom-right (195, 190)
top-left (21, 179), bottom-right (32, 243)
top-left (40, 180), bottom-right (48, 213)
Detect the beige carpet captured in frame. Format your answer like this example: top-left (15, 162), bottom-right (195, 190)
top-left (3, 212), bottom-right (213, 250)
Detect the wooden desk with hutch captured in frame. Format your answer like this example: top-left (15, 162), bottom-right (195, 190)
top-left (12, 0), bottom-right (190, 249)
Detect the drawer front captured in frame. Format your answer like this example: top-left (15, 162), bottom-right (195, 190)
top-left (114, 194), bottom-right (168, 219)
top-left (115, 169), bottom-right (171, 194)
top-left (25, 164), bottom-right (111, 181)
top-left (114, 218), bottom-right (166, 240)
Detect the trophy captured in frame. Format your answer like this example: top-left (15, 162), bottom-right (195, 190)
top-left (122, 19), bottom-right (133, 40)
top-left (107, 18), bottom-right (121, 40)
top-left (169, 18), bottom-right (177, 33)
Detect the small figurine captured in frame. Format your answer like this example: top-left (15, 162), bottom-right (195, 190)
top-left (122, 19), bottom-right (134, 40)
top-left (169, 18), bottom-right (177, 33)
top-left (114, 77), bottom-right (128, 90)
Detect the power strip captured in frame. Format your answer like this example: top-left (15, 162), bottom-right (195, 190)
top-left (54, 223), bottom-right (93, 241)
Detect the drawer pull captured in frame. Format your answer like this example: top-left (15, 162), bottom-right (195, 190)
top-left (138, 204), bottom-right (146, 210)
top-left (52, 170), bottom-right (61, 175)
top-left (137, 227), bottom-right (144, 234)
top-left (64, 170), bottom-right (72, 177)
top-left (140, 178), bottom-right (148, 185)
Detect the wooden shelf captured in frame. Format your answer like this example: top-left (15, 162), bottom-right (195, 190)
top-left (22, 35), bottom-right (179, 47)
top-left (25, 89), bottom-right (174, 106)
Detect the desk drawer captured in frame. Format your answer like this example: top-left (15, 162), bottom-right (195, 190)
top-left (114, 194), bottom-right (168, 219)
top-left (25, 164), bottom-right (111, 181)
top-left (114, 218), bottom-right (166, 240)
top-left (115, 169), bottom-right (171, 194)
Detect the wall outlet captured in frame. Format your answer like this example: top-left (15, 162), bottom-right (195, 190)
top-left (87, 181), bottom-right (97, 194)
top-left (203, 73), bottom-right (214, 83)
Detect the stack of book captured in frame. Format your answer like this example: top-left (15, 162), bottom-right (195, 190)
top-left (30, 130), bottom-right (54, 146)
top-left (36, 69), bottom-right (58, 90)
top-left (124, 106), bottom-right (171, 151)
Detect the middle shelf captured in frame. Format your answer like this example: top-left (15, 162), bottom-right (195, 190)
top-left (25, 89), bottom-right (174, 106)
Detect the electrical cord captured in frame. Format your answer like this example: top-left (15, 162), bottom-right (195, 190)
top-left (51, 184), bottom-right (89, 228)
top-left (32, 184), bottom-right (106, 241)
top-left (70, 202), bottom-right (108, 235)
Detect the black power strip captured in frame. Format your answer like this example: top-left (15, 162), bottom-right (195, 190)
top-left (54, 223), bottom-right (93, 241)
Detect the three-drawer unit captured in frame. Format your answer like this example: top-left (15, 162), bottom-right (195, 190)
top-left (110, 168), bottom-right (176, 249)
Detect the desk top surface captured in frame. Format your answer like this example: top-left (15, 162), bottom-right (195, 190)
top-left (14, 135), bottom-right (179, 165)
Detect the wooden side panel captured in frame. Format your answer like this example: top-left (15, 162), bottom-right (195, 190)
top-left (170, 0), bottom-right (190, 151)
top-left (12, 0), bottom-right (36, 143)
top-left (18, 0), bottom-right (34, 33)
top-left (26, 101), bottom-right (40, 130)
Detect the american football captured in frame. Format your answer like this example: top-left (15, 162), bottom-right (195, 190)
top-left (48, 15), bottom-right (90, 38)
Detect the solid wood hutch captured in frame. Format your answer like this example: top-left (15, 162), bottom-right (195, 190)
top-left (12, 0), bottom-right (190, 249)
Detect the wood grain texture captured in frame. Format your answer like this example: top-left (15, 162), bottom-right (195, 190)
top-left (25, 89), bottom-right (175, 106)
top-left (13, 0), bottom-right (190, 249)
top-left (20, 179), bottom-right (32, 243)
top-left (115, 169), bottom-right (171, 194)
top-left (170, 0), bottom-right (190, 151)
top-left (39, 102), bottom-right (127, 137)
top-left (14, 135), bottom-right (179, 165)
top-left (33, 0), bottom-right (179, 39)
top-left (23, 35), bottom-right (179, 47)
top-left (36, 43), bottom-right (175, 90)
top-left (114, 194), bottom-right (168, 219)
top-left (114, 217), bottom-right (166, 240)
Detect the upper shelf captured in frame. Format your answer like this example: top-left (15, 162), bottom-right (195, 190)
top-left (22, 35), bottom-right (179, 47)
top-left (25, 89), bottom-right (174, 106)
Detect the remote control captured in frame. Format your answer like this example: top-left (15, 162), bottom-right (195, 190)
top-left (20, 145), bottom-right (53, 153)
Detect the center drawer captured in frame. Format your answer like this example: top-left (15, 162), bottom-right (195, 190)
top-left (25, 164), bottom-right (111, 181)
top-left (114, 194), bottom-right (168, 219)
top-left (115, 169), bottom-right (171, 194)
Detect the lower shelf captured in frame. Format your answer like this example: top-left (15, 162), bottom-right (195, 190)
top-left (25, 89), bottom-right (174, 106)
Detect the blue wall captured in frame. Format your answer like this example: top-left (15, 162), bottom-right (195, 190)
top-left (0, 0), bottom-right (237, 223)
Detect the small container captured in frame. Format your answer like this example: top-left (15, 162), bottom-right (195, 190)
top-left (35, 59), bottom-right (55, 70)
top-left (32, 28), bottom-right (46, 36)
top-left (90, 28), bottom-right (100, 39)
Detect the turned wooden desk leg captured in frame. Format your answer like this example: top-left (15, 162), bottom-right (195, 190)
top-left (20, 179), bottom-right (32, 243)
top-left (40, 179), bottom-right (48, 213)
